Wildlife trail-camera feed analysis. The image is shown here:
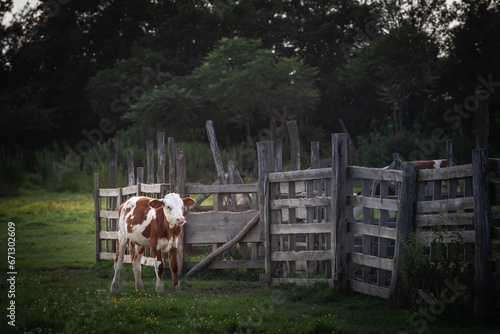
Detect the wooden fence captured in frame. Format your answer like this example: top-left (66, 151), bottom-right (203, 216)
top-left (94, 125), bottom-right (499, 311)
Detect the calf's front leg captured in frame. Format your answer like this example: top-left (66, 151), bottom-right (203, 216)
top-left (169, 248), bottom-right (181, 293)
top-left (153, 250), bottom-right (165, 293)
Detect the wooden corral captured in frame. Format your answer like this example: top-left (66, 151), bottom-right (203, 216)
top-left (94, 121), bottom-right (499, 313)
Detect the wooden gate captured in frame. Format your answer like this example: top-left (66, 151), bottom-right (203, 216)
top-left (262, 167), bottom-right (334, 284)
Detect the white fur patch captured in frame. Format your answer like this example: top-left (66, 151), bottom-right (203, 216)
top-left (157, 237), bottom-right (175, 253)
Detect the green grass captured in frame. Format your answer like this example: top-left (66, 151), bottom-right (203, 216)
top-left (1, 192), bottom-right (499, 333)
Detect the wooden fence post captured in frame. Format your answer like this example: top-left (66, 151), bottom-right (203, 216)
top-left (146, 140), bottom-right (154, 184)
top-left (176, 148), bottom-right (186, 276)
top-left (94, 173), bottom-right (100, 262)
top-left (472, 148), bottom-right (494, 316)
top-left (137, 167), bottom-right (144, 196)
top-left (287, 120), bottom-right (300, 170)
top-left (257, 141), bottom-right (275, 284)
top-left (109, 138), bottom-right (118, 252)
top-left (389, 162), bottom-right (417, 309)
top-left (127, 149), bottom-right (135, 186)
top-left (157, 132), bottom-right (166, 184)
top-left (206, 120), bottom-right (236, 211)
top-left (308, 141), bottom-right (320, 276)
top-left (331, 133), bottom-right (348, 289)
top-left (109, 138), bottom-right (118, 188)
top-left (168, 137), bottom-right (176, 191)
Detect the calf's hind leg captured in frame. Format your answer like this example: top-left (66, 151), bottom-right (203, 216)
top-left (130, 242), bottom-right (145, 292)
top-left (110, 237), bottom-right (127, 292)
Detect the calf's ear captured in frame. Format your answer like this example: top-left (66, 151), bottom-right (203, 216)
top-left (149, 199), bottom-right (164, 209)
top-left (182, 197), bottom-right (195, 207)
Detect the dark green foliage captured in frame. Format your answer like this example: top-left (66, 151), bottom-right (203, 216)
top-left (401, 227), bottom-right (475, 311)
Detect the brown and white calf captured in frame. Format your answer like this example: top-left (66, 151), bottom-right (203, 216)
top-left (110, 193), bottom-right (195, 293)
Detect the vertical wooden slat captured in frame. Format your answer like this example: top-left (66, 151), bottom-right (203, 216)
top-left (287, 120), bottom-right (301, 171)
top-left (378, 180), bottom-right (389, 286)
top-left (257, 141), bottom-right (275, 284)
top-left (206, 120), bottom-right (236, 210)
top-left (332, 133), bottom-right (347, 289)
top-left (168, 137), bottom-right (176, 190)
top-left (137, 167), bottom-right (144, 196)
top-left (127, 149), bottom-right (135, 186)
top-left (109, 138), bottom-right (118, 188)
top-left (176, 148), bottom-right (186, 197)
top-left (362, 178), bottom-right (373, 284)
top-left (309, 141), bottom-right (320, 276)
top-left (157, 132), bottom-right (165, 184)
top-left (94, 174), bottom-right (100, 262)
top-left (228, 153), bottom-right (236, 212)
top-left (109, 138), bottom-right (118, 253)
top-left (472, 148), bottom-right (493, 315)
top-left (146, 140), bottom-right (154, 184)
top-left (176, 148), bottom-right (186, 276)
top-left (389, 162), bottom-right (417, 308)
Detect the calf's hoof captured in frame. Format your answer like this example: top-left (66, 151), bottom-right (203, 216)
top-left (173, 284), bottom-right (182, 293)
top-left (156, 286), bottom-right (165, 293)
top-left (110, 282), bottom-right (118, 293)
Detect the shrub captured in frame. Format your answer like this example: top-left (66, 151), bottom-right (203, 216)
top-left (401, 226), bottom-right (474, 310)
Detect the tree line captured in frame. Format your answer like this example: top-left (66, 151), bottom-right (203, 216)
top-left (1, 0), bottom-right (499, 179)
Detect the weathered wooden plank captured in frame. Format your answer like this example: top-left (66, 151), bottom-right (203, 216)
top-left (146, 140), bottom-right (154, 184)
top-left (156, 132), bottom-right (165, 184)
top-left (332, 133), bottom-right (348, 290)
top-left (271, 250), bottom-right (331, 261)
top-left (99, 210), bottom-right (119, 219)
top-left (270, 223), bottom-right (332, 235)
top-left (184, 260), bottom-right (265, 270)
top-left (349, 222), bottom-right (397, 240)
top-left (127, 149), bottom-right (135, 186)
top-left (417, 230), bottom-right (475, 243)
top-left (417, 164), bottom-right (473, 181)
top-left (268, 168), bottom-right (331, 183)
top-left (288, 120), bottom-right (301, 171)
top-left (206, 120), bottom-right (236, 211)
top-left (270, 278), bottom-right (332, 286)
top-left (94, 174), bottom-right (100, 262)
top-left (100, 231), bottom-right (117, 239)
top-left (168, 137), bottom-right (176, 190)
top-left (416, 197), bottom-right (475, 213)
top-left (389, 162), bottom-right (417, 309)
top-left (109, 137), bottom-right (117, 188)
top-left (350, 280), bottom-right (390, 299)
top-left (348, 195), bottom-right (399, 211)
top-left (348, 166), bottom-right (403, 182)
top-left (121, 185), bottom-right (138, 196)
top-left (185, 214), bottom-right (260, 276)
top-left (414, 212), bottom-right (475, 227)
top-left (472, 148), bottom-right (494, 316)
top-left (349, 252), bottom-right (394, 271)
top-left (99, 188), bottom-right (120, 197)
top-left (139, 183), bottom-right (163, 194)
top-left (186, 183), bottom-right (258, 194)
top-left (271, 197), bottom-right (331, 210)
top-left (184, 210), bottom-right (261, 244)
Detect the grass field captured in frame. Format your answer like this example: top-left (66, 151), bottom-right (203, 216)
top-left (0, 192), bottom-right (499, 333)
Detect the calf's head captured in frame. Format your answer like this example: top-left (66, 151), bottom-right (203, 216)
top-left (149, 193), bottom-right (195, 228)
